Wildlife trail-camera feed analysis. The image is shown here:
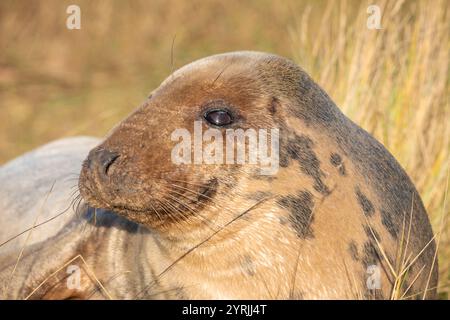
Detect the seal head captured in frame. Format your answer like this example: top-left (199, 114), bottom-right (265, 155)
top-left (79, 52), bottom-right (291, 231)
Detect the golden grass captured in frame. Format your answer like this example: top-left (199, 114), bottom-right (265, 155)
top-left (0, 0), bottom-right (448, 298)
top-left (289, 0), bottom-right (449, 298)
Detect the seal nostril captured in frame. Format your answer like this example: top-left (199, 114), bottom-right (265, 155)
top-left (103, 154), bottom-right (119, 176)
top-left (95, 149), bottom-right (119, 176)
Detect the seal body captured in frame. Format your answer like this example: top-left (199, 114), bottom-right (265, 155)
top-left (0, 137), bottom-right (100, 255)
top-left (0, 52), bottom-right (438, 299)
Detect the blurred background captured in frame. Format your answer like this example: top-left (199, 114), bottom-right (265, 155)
top-left (0, 0), bottom-right (448, 298)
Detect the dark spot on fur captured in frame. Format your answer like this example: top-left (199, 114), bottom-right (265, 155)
top-left (277, 190), bottom-right (315, 239)
top-left (247, 191), bottom-right (273, 201)
top-left (275, 61), bottom-right (436, 292)
top-left (355, 187), bottom-right (375, 217)
top-left (363, 225), bottom-right (381, 242)
top-left (332, 121), bottom-right (436, 284)
top-left (241, 255), bottom-right (256, 276)
top-left (280, 134), bottom-right (331, 195)
top-left (252, 174), bottom-right (277, 181)
top-left (269, 97), bottom-right (279, 115)
top-left (198, 179), bottom-right (217, 201)
top-left (313, 180), bottom-right (330, 195)
top-left (381, 209), bottom-right (399, 239)
top-left (279, 216), bottom-right (288, 225)
top-left (330, 152), bottom-right (346, 176)
top-left (330, 153), bottom-right (342, 166)
top-left (348, 241), bottom-right (360, 261)
top-left (362, 241), bottom-right (380, 266)
top-left (279, 156), bottom-right (290, 168)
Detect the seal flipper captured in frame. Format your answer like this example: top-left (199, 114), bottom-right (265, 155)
top-left (0, 218), bottom-right (98, 300)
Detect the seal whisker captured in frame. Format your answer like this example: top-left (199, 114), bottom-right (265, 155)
top-left (147, 200), bottom-right (163, 224)
top-left (159, 194), bottom-right (207, 228)
top-left (162, 194), bottom-right (220, 231)
top-left (162, 190), bottom-right (221, 232)
top-left (165, 178), bottom-right (213, 188)
top-left (71, 196), bottom-right (81, 215)
top-left (162, 182), bottom-right (236, 222)
top-left (162, 192), bottom-right (198, 217)
top-left (0, 202), bottom-right (76, 250)
top-left (162, 184), bottom-right (238, 230)
top-left (165, 181), bottom-right (221, 204)
top-left (153, 199), bottom-right (186, 233)
top-left (161, 184), bottom-right (212, 209)
top-left (135, 197), bottom-right (270, 299)
top-left (72, 194), bottom-right (84, 218)
top-left (164, 181), bottom-right (236, 218)
top-left (69, 187), bottom-right (81, 200)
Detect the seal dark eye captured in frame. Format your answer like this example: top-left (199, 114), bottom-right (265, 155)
top-left (204, 109), bottom-right (233, 126)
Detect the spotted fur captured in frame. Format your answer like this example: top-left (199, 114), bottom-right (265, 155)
top-left (0, 51), bottom-right (437, 300)
top-left (281, 134), bottom-right (331, 196)
top-left (330, 152), bottom-right (346, 176)
top-left (355, 187), bottom-right (375, 217)
top-left (277, 191), bottom-right (315, 239)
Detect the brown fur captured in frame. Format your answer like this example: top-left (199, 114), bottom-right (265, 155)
top-left (0, 52), bottom-right (438, 299)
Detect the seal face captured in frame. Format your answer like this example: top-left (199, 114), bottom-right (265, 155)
top-left (71, 51), bottom-right (438, 299)
top-left (78, 52), bottom-right (286, 232)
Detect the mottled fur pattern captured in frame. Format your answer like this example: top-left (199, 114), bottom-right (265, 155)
top-left (0, 52), bottom-right (437, 299)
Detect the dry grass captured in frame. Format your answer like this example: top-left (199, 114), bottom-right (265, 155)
top-left (289, 0), bottom-right (449, 298)
top-left (0, 0), bottom-right (448, 298)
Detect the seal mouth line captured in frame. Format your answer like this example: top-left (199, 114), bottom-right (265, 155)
top-left (85, 177), bottom-right (219, 216)
top-left (197, 178), bottom-right (218, 200)
top-left (117, 178), bottom-right (219, 217)
top-left (110, 204), bottom-right (150, 214)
